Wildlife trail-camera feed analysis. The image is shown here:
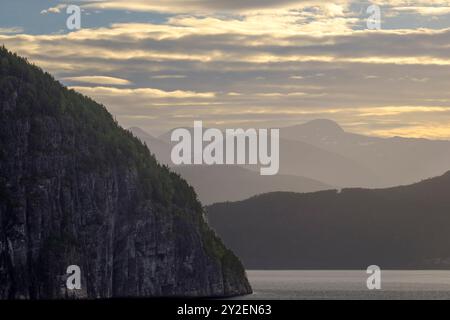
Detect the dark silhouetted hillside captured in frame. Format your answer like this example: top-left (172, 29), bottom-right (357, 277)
top-left (207, 171), bottom-right (450, 269)
top-left (0, 46), bottom-right (251, 299)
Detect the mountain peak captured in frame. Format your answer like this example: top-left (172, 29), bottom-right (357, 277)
top-left (301, 119), bottom-right (344, 134)
top-left (129, 126), bottom-right (153, 138)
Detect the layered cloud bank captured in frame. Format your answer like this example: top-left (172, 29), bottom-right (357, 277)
top-left (1, 0), bottom-right (450, 138)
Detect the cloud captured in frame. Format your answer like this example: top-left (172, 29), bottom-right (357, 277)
top-left (371, 123), bottom-right (450, 140)
top-left (393, 6), bottom-right (450, 15)
top-left (151, 75), bottom-right (187, 79)
top-left (81, 0), bottom-right (328, 14)
top-left (70, 86), bottom-right (216, 99)
top-left (40, 4), bottom-right (67, 14)
top-left (357, 106), bottom-right (450, 117)
top-left (62, 76), bottom-right (132, 85)
top-left (0, 27), bottom-right (24, 34)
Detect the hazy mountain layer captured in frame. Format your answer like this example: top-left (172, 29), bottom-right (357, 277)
top-left (173, 165), bottom-right (331, 205)
top-left (151, 119), bottom-right (450, 190)
top-left (281, 119), bottom-right (450, 187)
top-left (130, 127), bottom-right (332, 204)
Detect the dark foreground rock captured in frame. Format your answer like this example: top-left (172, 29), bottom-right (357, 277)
top-left (207, 172), bottom-right (450, 270)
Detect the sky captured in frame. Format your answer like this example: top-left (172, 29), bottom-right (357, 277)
top-left (1, 0), bottom-right (450, 138)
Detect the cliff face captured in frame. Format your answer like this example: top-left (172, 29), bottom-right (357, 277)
top-left (0, 47), bottom-right (251, 299)
top-left (207, 172), bottom-right (450, 270)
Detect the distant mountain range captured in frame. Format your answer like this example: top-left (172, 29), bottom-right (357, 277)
top-left (206, 171), bottom-right (450, 269)
top-left (280, 119), bottom-right (450, 187)
top-left (173, 165), bottom-right (330, 205)
top-left (130, 120), bottom-right (450, 204)
top-left (129, 127), bottom-right (173, 165)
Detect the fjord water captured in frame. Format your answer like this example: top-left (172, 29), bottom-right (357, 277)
top-left (235, 270), bottom-right (450, 300)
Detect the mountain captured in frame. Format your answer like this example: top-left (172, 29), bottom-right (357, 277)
top-left (266, 138), bottom-right (380, 187)
top-left (129, 127), bottom-right (172, 166)
top-left (158, 127), bottom-right (378, 188)
top-left (132, 127), bottom-right (332, 204)
top-left (0, 47), bottom-right (251, 299)
top-left (206, 171), bottom-right (450, 269)
top-left (154, 119), bottom-right (450, 189)
top-left (173, 165), bottom-right (331, 205)
top-left (282, 119), bottom-right (348, 139)
top-left (281, 119), bottom-right (450, 187)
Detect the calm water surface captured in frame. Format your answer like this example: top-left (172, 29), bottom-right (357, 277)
top-left (234, 270), bottom-right (450, 300)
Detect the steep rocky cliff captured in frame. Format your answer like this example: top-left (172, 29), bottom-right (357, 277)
top-left (0, 47), bottom-right (251, 299)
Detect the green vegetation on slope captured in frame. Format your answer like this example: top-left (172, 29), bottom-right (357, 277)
top-left (0, 45), bottom-right (199, 209)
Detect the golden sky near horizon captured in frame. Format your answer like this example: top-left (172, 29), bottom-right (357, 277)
top-left (1, 0), bottom-right (450, 139)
